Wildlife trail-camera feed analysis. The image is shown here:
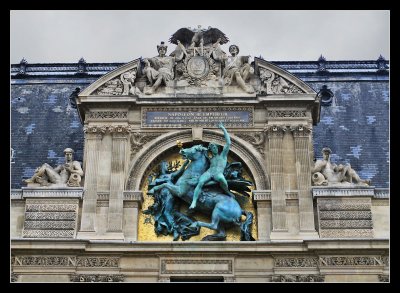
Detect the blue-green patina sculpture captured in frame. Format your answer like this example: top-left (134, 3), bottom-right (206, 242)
top-left (147, 123), bottom-right (255, 241)
top-left (144, 160), bottom-right (200, 240)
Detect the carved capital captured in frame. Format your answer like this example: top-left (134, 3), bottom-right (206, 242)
top-left (289, 124), bottom-right (312, 137)
top-left (265, 125), bottom-right (287, 138)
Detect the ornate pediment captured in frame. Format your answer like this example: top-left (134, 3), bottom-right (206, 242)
top-left (79, 59), bottom-right (141, 97)
top-left (78, 27), bottom-right (316, 98)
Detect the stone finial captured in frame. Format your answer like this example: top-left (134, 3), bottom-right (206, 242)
top-left (317, 85), bottom-right (334, 106)
top-left (376, 55), bottom-right (388, 72)
top-left (18, 58), bottom-right (28, 75)
top-left (317, 55), bottom-right (328, 73)
top-left (69, 87), bottom-right (80, 109)
top-left (77, 57), bottom-right (87, 73)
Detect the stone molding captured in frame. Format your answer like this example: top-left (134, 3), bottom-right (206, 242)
top-left (70, 274), bottom-right (125, 282)
top-left (374, 188), bottom-right (389, 199)
top-left (21, 187), bottom-right (84, 199)
top-left (252, 190), bottom-right (271, 201)
top-left (11, 189), bottom-right (23, 200)
top-left (312, 187), bottom-right (375, 197)
top-left (97, 192), bottom-right (110, 200)
top-left (160, 259), bottom-right (233, 275)
top-left (271, 274), bottom-right (325, 282)
top-left (285, 191), bottom-right (298, 199)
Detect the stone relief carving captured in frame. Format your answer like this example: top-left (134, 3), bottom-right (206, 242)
top-left (83, 124), bottom-right (133, 134)
top-left (12, 256), bottom-right (76, 266)
top-left (11, 273), bottom-right (19, 282)
top-left (271, 275), bottom-right (325, 282)
top-left (234, 132), bottom-right (265, 155)
top-left (23, 148), bottom-right (84, 188)
top-left (130, 132), bottom-right (164, 158)
top-left (319, 256), bottom-right (383, 266)
top-left (378, 275), bottom-right (389, 282)
top-left (311, 147), bottom-right (371, 186)
top-left (94, 67), bottom-right (140, 96)
top-left (266, 110), bottom-right (307, 118)
top-left (87, 111), bottom-right (128, 120)
top-left (70, 274), bottom-right (124, 282)
top-left (76, 257), bottom-right (120, 267)
top-left (259, 67), bottom-right (304, 95)
top-left (274, 257), bottom-right (319, 267)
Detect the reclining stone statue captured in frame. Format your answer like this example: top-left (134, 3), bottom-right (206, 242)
top-left (23, 148), bottom-right (84, 187)
top-left (311, 147), bottom-right (370, 186)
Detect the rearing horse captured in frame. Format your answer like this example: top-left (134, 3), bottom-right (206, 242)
top-left (148, 144), bottom-right (254, 241)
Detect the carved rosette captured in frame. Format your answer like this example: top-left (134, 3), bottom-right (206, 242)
top-left (258, 67), bottom-right (305, 95)
top-left (266, 110), bottom-right (307, 118)
top-left (234, 132), bottom-right (265, 155)
top-left (130, 132), bottom-right (164, 159)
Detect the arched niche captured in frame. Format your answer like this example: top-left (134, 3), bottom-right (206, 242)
top-left (126, 129), bottom-right (270, 191)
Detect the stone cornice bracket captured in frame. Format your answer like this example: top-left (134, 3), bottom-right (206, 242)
top-left (289, 124), bottom-right (312, 138)
top-left (264, 125), bottom-right (287, 138)
top-left (123, 191), bottom-right (144, 209)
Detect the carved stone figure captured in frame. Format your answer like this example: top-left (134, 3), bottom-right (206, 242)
top-left (23, 148), bottom-right (84, 187)
top-left (143, 41), bottom-right (183, 94)
top-left (147, 123), bottom-right (255, 241)
top-left (169, 26), bottom-right (229, 49)
top-left (218, 45), bottom-right (254, 93)
top-left (143, 160), bottom-right (200, 241)
top-left (120, 69), bottom-right (142, 95)
top-left (311, 147), bottom-right (370, 186)
top-left (190, 122), bottom-right (235, 210)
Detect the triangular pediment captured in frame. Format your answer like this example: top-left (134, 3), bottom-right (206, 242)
top-left (254, 57), bottom-right (316, 95)
top-left (79, 59), bottom-right (141, 97)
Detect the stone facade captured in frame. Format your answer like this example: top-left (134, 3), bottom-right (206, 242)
top-left (11, 29), bottom-right (389, 282)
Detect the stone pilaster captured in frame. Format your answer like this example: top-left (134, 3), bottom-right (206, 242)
top-left (79, 129), bottom-right (103, 233)
top-left (291, 125), bottom-right (317, 234)
top-left (252, 190), bottom-right (272, 241)
top-left (107, 131), bottom-right (129, 234)
top-left (123, 191), bottom-right (143, 241)
top-left (266, 125), bottom-right (287, 232)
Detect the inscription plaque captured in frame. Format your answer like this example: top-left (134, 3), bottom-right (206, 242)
top-left (142, 107), bottom-right (254, 128)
